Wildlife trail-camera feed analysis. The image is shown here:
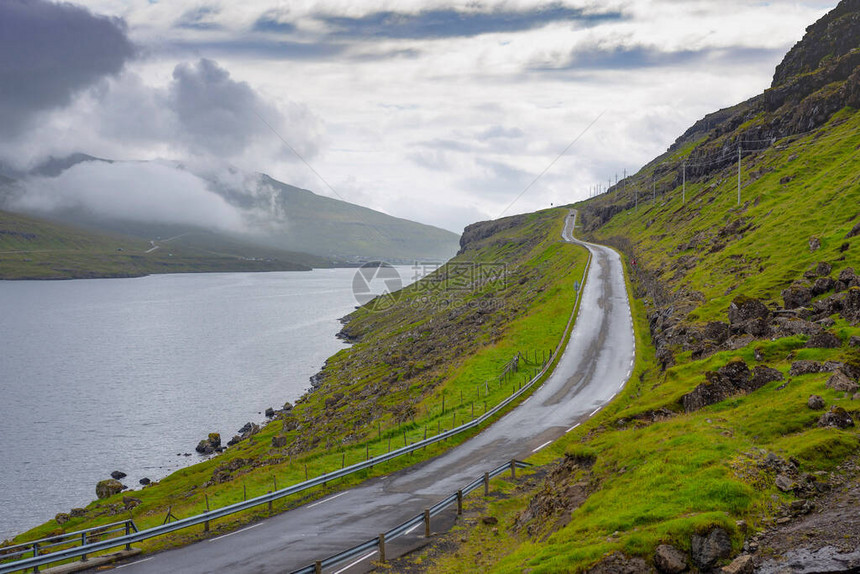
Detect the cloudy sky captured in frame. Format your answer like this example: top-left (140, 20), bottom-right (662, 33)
top-left (0, 0), bottom-right (839, 233)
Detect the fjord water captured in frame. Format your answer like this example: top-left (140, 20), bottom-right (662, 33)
top-left (0, 268), bottom-right (412, 540)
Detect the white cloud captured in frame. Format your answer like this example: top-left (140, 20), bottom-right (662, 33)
top-left (13, 161), bottom-right (245, 232)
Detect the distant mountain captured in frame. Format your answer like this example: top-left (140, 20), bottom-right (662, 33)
top-left (0, 156), bottom-right (460, 264)
top-left (241, 175), bottom-right (459, 263)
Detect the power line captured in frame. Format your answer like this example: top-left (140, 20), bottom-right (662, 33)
top-left (498, 110), bottom-right (605, 218)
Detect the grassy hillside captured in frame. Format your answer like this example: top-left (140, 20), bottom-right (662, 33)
top-left (1, 208), bottom-right (588, 560)
top-left (0, 209), bottom-right (328, 279)
top-left (393, 3), bottom-right (860, 573)
top-left (248, 175), bottom-right (461, 262)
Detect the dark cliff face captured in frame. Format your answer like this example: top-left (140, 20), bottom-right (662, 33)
top-left (458, 213), bottom-right (528, 254)
top-left (772, 0), bottom-right (860, 88)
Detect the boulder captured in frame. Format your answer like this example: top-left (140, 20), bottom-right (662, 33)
top-left (847, 223), bottom-right (860, 239)
top-left (585, 552), bottom-right (652, 574)
top-left (55, 513), bottom-right (70, 525)
top-left (227, 435), bottom-right (243, 447)
top-left (775, 474), bottom-right (795, 492)
top-left (265, 407), bottom-right (275, 418)
top-left (271, 435), bottom-right (288, 448)
top-left (782, 284), bottom-right (812, 309)
top-left (654, 544), bottom-right (688, 573)
top-left (69, 508), bottom-right (87, 517)
top-left (826, 370), bottom-right (859, 393)
top-left (805, 331), bottom-right (841, 348)
top-left (773, 317), bottom-right (821, 337)
top-left (790, 360), bottom-right (823, 376)
top-left (838, 267), bottom-right (857, 284)
top-left (721, 554), bottom-right (754, 574)
top-left (804, 261), bottom-right (833, 279)
top-left (139, 477), bottom-right (151, 486)
top-left (812, 276), bottom-right (836, 296)
top-left (811, 293), bottom-right (844, 315)
top-left (751, 366), bottom-right (784, 387)
top-left (96, 479), bottom-right (124, 499)
top-left (196, 440), bottom-right (214, 454)
top-left (110, 470), bottom-right (127, 480)
top-left (122, 496), bottom-right (142, 509)
top-left (283, 401), bottom-right (293, 411)
top-left (681, 359), bottom-right (764, 412)
top-left (481, 516), bottom-right (498, 525)
top-left (691, 527), bottom-right (732, 570)
top-left (809, 236), bottom-right (821, 252)
top-left (817, 406), bottom-right (854, 429)
top-left (207, 433), bottom-right (221, 448)
top-left (703, 321), bottom-right (730, 344)
top-left (808, 394), bottom-right (826, 409)
top-left (728, 296), bottom-right (770, 326)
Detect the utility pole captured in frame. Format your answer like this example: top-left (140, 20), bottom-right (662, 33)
top-left (682, 162), bottom-right (686, 204)
top-left (737, 145), bottom-right (742, 206)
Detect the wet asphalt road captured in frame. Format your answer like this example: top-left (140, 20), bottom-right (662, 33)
top-left (111, 211), bottom-right (635, 574)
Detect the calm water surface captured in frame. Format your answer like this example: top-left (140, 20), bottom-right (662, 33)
top-left (0, 268), bottom-right (411, 540)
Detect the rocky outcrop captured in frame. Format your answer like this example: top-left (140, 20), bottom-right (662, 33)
top-left (654, 544), bottom-right (688, 574)
top-left (691, 527), bottom-right (732, 570)
top-left (458, 214), bottom-right (529, 254)
top-left (586, 552), bottom-right (654, 574)
top-left (196, 432), bottom-right (222, 454)
top-left (808, 395), bottom-right (826, 409)
top-left (827, 370), bottom-right (860, 393)
top-left (818, 406), bottom-right (855, 429)
top-left (805, 331), bottom-right (842, 348)
top-left (682, 359), bottom-right (781, 412)
top-left (95, 479), bottom-right (124, 499)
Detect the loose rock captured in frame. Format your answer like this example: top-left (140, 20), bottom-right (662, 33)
top-left (139, 477), bottom-right (151, 486)
top-left (96, 479), bottom-right (124, 499)
top-left (110, 470), bottom-right (127, 480)
top-left (721, 554), bottom-right (754, 574)
top-left (817, 406), bottom-right (855, 429)
top-left (805, 331), bottom-right (841, 349)
top-left (691, 527), bottom-right (732, 570)
top-left (654, 543), bottom-right (688, 573)
top-left (826, 370), bottom-right (859, 393)
top-left (790, 360), bottom-right (824, 376)
top-left (55, 513), bottom-right (70, 525)
top-left (807, 394), bottom-right (826, 409)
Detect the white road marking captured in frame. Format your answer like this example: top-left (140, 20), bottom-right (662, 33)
top-left (609, 392), bottom-right (616, 400)
top-left (117, 557), bottom-right (155, 568)
top-left (522, 397), bottom-right (531, 405)
top-left (532, 440), bottom-right (553, 453)
top-left (590, 407), bottom-right (601, 416)
top-left (405, 522), bottom-right (421, 535)
top-left (308, 491), bottom-right (349, 508)
top-left (626, 370), bottom-right (631, 378)
top-left (333, 550), bottom-right (378, 574)
top-left (566, 423), bottom-right (581, 433)
top-left (208, 522), bottom-right (263, 542)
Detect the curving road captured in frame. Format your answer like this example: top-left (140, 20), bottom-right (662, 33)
top-left (112, 211), bottom-right (635, 574)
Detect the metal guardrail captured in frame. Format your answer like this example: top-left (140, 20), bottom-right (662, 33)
top-left (0, 520), bottom-right (136, 573)
top-left (0, 213), bottom-right (590, 574)
top-left (291, 460), bottom-right (532, 574)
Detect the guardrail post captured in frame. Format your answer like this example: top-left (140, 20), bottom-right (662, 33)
top-left (33, 541), bottom-right (40, 573)
top-left (315, 560), bottom-right (322, 574)
top-left (424, 508), bottom-right (431, 537)
top-left (510, 460), bottom-right (516, 479)
top-left (457, 490), bottom-right (463, 515)
top-left (378, 533), bottom-right (386, 563)
top-left (81, 532), bottom-right (88, 562)
top-left (204, 510), bottom-right (210, 533)
top-left (483, 472), bottom-right (489, 495)
top-left (125, 521), bottom-right (132, 550)
top-left (268, 492), bottom-right (273, 514)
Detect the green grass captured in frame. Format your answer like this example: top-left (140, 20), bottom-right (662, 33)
top-left (417, 109), bottom-right (860, 573)
top-left (2, 208), bottom-right (590, 564)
